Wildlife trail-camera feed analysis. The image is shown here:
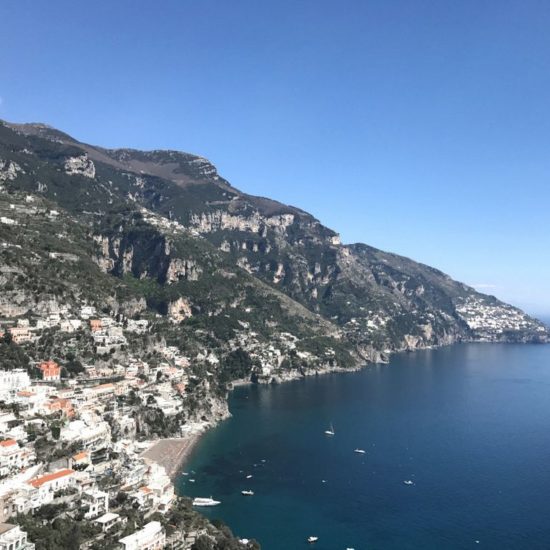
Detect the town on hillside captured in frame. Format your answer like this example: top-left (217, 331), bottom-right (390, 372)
top-left (0, 305), bottom-right (257, 550)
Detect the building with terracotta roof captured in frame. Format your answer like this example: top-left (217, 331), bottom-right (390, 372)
top-left (38, 360), bottom-right (61, 382)
top-left (28, 468), bottom-right (75, 489)
top-left (43, 398), bottom-right (74, 418)
top-left (72, 451), bottom-right (90, 466)
top-left (89, 319), bottom-right (102, 332)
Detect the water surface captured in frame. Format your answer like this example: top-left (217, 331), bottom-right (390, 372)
top-left (178, 344), bottom-right (550, 549)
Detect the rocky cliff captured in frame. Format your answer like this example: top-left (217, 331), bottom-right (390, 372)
top-left (0, 118), bottom-right (547, 383)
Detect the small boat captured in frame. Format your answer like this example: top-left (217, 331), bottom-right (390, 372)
top-left (246, 474), bottom-right (253, 479)
top-left (241, 490), bottom-right (254, 496)
top-left (403, 480), bottom-right (414, 485)
top-left (307, 536), bottom-right (318, 543)
top-left (324, 423), bottom-right (335, 436)
top-left (192, 497), bottom-right (221, 506)
top-left (189, 479), bottom-right (196, 483)
top-left (182, 472), bottom-right (189, 476)
top-left (354, 449), bottom-right (366, 454)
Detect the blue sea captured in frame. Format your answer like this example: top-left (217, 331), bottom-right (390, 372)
top-left (178, 344), bottom-right (550, 549)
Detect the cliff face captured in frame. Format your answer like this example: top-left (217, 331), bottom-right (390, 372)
top-left (0, 118), bottom-right (547, 380)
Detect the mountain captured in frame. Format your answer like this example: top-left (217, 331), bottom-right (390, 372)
top-left (0, 119), bottom-right (547, 387)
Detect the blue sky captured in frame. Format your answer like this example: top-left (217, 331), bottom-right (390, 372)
top-left (1, 1), bottom-right (549, 314)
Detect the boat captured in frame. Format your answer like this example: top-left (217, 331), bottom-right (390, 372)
top-left (241, 490), bottom-right (254, 496)
top-left (403, 480), bottom-right (414, 485)
top-left (189, 479), bottom-right (196, 483)
top-left (192, 497), bottom-right (221, 506)
top-left (324, 423), bottom-right (335, 436)
top-left (354, 449), bottom-right (366, 454)
top-left (307, 536), bottom-right (318, 543)
top-left (246, 474), bottom-right (253, 479)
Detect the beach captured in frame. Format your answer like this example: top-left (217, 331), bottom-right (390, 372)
top-left (141, 434), bottom-right (201, 479)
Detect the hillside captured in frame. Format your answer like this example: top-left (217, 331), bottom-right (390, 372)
top-left (0, 119), bottom-right (547, 386)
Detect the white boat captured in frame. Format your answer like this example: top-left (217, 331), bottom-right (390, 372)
top-left (354, 449), bottom-right (366, 454)
top-left (403, 480), bottom-right (414, 485)
top-left (324, 423), bottom-right (335, 436)
top-left (189, 479), bottom-right (196, 483)
top-left (241, 490), bottom-right (254, 496)
top-left (246, 474), bottom-right (253, 479)
top-left (307, 536), bottom-right (318, 543)
top-left (192, 497), bottom-right (221, 506)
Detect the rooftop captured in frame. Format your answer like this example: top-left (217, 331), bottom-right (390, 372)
top-left (28, 468), bottom-right (75, 488)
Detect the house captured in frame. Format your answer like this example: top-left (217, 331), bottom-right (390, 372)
top-left (28, 469), bottom-right (76, 492)
top-left (83, 489), bottom-right (109, 519)
top-left (38, 360), bottom-right (61, 382)
top-left (80, 306), bottom-right (96, 319)
top-left (86, 383), bottom-right (115, 400)
top-left (0, 370), bottom-right (30, 402)
top-left (0, 414), bottom-right (16, 435)
top-left (72, 450), bottom-right (90, 467)
top-left (60, 319), bottom-right (82, 333)
top-left (94, 511), bottom-right (122, 532)
top-left (26, 469), bottom-right (76, 507)
top-left (89, 319), bottom-right (102, 332)
top-left (118, 521), bottom-right (165, 550)
top-left (7, 327), bottom-right (30, 344)
top-left (60, 418), bottom-right (111, 451)
top-left (0, 523), bottom-right (34, 550)
top-left (0, 440), bottom-right (33, 476)
top-left (43, 398), bottom-right (74, 418)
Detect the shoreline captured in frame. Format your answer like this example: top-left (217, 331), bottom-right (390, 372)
top-left (142, 341), bottom-right (543, 486)
top-left (144, 341), bottom-right (522, 483)
top-left (141, 433), bottom-right (203, 480)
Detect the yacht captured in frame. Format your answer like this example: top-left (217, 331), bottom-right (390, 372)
top-left (241, 490), bottom-right (254, 496)
top-left (307, 536), bottom-right (318, 543)
top-left (354, 449), bottom-right (366, 454)
top-left (246, 474), bottom-right (253, 479)
top-left (324, 423), bottom-right (335, 436)
top-left (192, 497), bottom-right (221, 506)
top-left (403, 480), bottom-right (414, 485)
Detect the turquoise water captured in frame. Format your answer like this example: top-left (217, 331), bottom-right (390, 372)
top-left (178, 344), bottom-right (550, 549)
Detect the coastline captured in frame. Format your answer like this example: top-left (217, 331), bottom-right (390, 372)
top-left (145, 340), bottom-right (516, 483)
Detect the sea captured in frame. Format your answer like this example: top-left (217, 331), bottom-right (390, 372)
top-left (177, 343), bottom-right (550, 550)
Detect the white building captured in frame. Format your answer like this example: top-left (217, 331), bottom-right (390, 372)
top-left (119, 521), bottom-right (165, 550)
top-left (0, 370), bottom-right (30, 401)
top-left (0, 523), bottom-right (34, 550)
top-left (83, 489), bottom-right (109, 519)
top-left (95, 511), bottom-right (122, 532)
top-left (60, 417), bottom-right (111, 451)
top-left (26, 469), bottom-right (76, 507)
top-left (0, 441), bottom-right (33, 476)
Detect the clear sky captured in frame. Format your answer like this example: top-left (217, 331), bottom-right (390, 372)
top-left (1, 0), bottom-right (549, 315)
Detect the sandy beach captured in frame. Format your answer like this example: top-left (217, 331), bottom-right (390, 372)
top-left (141, 434), bottom-right (202, 479)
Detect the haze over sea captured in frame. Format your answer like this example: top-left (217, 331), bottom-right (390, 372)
top-left (178, 343), bottom-right (550, 550)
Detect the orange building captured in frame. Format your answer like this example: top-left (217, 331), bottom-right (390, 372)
top-left (89, 319), bottom-right (102, 332)
top-left (45, 398), bottom-right (74, 418)
top-left (38, 360), bottom-right (61, 381)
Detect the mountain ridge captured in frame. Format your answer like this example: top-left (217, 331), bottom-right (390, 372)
top-left (1, 118), bottom-right (547, 385)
